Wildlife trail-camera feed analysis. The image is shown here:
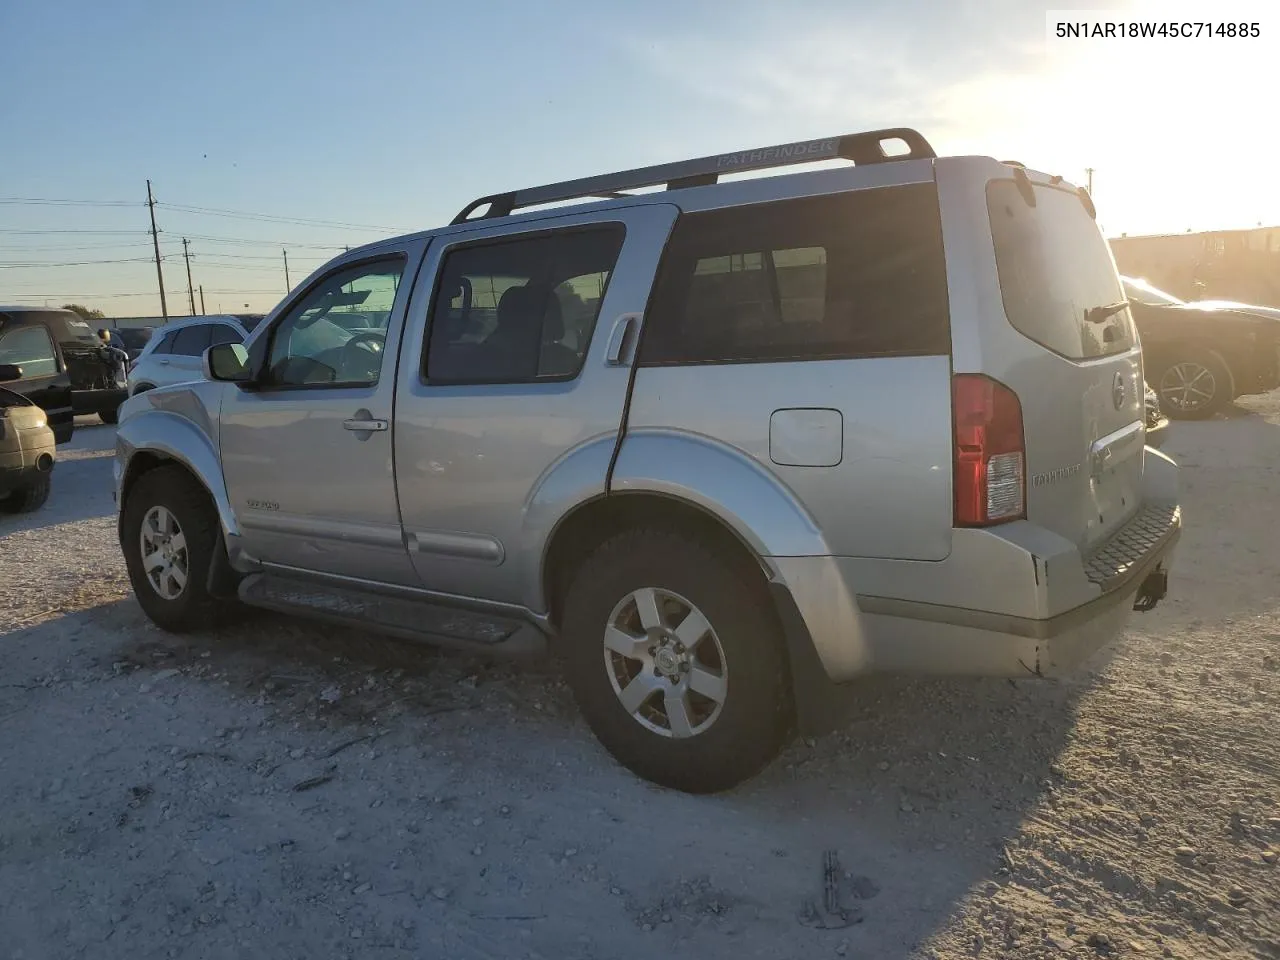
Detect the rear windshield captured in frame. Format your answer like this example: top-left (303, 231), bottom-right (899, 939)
top-left (987, 180), bottom-right (1134, 360)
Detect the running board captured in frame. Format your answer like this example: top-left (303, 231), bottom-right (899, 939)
top-left (237, 573), bottom-right (546, 657)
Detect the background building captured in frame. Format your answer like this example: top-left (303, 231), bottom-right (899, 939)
top-left (1110, 226), bottom-right (1280, 306)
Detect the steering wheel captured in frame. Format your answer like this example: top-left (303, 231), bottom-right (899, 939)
top-left (339, 331), bottom-right (385, 380)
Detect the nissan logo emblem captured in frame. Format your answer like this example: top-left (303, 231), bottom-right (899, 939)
top-left (1112, 372), bottom-right (1126, 410)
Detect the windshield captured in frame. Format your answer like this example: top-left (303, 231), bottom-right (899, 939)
top-left (1121, 276), bottom-right (1184, 307)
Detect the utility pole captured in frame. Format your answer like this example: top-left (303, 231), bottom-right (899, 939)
top-left (182, 238), bottom-right (196, 315)
top-left (199, 285), bottom-right (206, 315)
top-left (146, 179), bottom-right (168, 320)
top-left (283, 249), bottom-right (291, 292)
top-left (1085, 167), bottom-right (1095, 195)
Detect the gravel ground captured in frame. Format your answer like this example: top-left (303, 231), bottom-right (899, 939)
top-left (1, 409), bottom-right (1278, 960)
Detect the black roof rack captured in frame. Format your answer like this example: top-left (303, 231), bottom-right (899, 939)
top-left (451, 127), bottom-right (936, 225)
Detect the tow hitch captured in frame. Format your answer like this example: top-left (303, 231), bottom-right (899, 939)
top-left (1133, 567), bottom-right (1168, 612)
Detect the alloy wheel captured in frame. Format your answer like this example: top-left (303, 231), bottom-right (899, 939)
top-left (139, 505), bottom-right (189, 600)
top-left (602, 587), bottom-right (728, 739)
top-left (1159, 361), bottom-right (1217, 413)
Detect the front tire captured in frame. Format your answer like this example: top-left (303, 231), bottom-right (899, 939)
top-left (121, 466), bottom-right (223, 632)
top-left (1154, 349), bottom-right (1232, 419)
top-left (560, 527), bottom-right (791, 793)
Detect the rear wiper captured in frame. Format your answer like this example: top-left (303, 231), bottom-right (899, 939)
top-left (1085, 300), bottom-right (1129, 324)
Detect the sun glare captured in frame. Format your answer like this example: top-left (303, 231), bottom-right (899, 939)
top-left (1035, 0), bottom-right (1280, 236)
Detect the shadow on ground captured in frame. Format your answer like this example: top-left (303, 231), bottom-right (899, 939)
top-left (79, 595), bottom-right (1100, 959)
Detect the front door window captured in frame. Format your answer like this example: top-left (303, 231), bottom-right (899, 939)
top-left (267, 259), bottom-right (405, 387)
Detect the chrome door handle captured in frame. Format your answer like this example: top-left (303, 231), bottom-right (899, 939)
top-left (604, 313), bottom-right (643, 366)
top-left (157, 358), bottom-right (170, 365)
top-left (343, 417), bottom-right (388, 432)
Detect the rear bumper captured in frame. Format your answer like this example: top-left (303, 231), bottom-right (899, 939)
top-left (769, 448), bottom-right (1181, 682)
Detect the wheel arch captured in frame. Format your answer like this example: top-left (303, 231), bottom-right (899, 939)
top-left (116, 409), bottom-right (236, 542)
top-left (541, 491), bottom-right (774, 631)
top-left (540, 488), bottom-right (844, 739)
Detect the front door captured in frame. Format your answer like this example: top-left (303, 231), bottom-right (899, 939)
top-left (0, 323), bottom-right (74, 443)
top-left (394, 205), bottom-right (678, 608)
top-left (219, 244), bottom-right (426, 585)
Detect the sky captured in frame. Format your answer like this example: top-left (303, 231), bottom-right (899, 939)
top-left (3, 0), bottom-right (1278, 317)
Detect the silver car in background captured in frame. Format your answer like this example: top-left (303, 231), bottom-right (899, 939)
top-left (126, 314), bottom-right (264, 396)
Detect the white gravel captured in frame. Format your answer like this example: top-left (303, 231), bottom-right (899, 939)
top-left (1, 410), bottom-right (1278, 959)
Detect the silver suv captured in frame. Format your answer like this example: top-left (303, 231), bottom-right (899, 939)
top-left (114, 129), bottom-right (1181, 793)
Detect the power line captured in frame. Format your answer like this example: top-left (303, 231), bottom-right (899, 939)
top-left (176, 232), bottom-right (361, 250)
top-left (176, 260), bottom-right (325, 273)
top-left (0, 197), bottom-right (139, 207)
top-left (0, 229), bottom-right (147, 235)
top-left (3, 287), bottom-right (283, 299)
top-left (0, 257), bottom-right (161, 269)
top-left (155, 202), bottom-right (404, 232)
top-left (0, 196), bottom-right (401, 232)
top-left (179, 250), bottom-right (330, 261)
top-left (0, 241), bottom-right (154, 252)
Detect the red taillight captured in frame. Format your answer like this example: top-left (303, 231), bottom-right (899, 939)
top-left (952, 374), bottom-right (1026, 526)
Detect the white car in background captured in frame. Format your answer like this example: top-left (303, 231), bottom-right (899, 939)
top-left (127, 314), bottom-right (264, 396)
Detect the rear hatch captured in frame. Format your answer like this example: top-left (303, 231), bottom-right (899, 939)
top-left (985, 176), bottom-right (1144, 553)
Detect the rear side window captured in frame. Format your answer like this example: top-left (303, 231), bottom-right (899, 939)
top-left (209, 323), bottom-right (243, 347)
top-left (640, 185), bottom-right (951, 365)
top-left (424, 225), bottom-right (625, 384)
top-left (987, 180), bottom-right (1134, 360)
top-left (151, 332), bottom-right (175, 356)
top-left (115, 328), bottom-right (152, 350)
top-left (170, 325), bottom-right (212, 356)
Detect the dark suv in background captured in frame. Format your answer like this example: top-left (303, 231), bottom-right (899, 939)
top-left (0, 307), bottom-right (128, 425)
top-left (1123, 277), bottom-right (1280, 419)
top-left (0, 308), bottom-right (78, 442)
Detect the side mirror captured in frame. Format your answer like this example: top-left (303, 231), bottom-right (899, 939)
top-left (0, 363), bottom-right (23, 383)
top-left (203, 343), bottom-right (252, 383)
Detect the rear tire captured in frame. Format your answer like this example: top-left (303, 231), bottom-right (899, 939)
top-left (121, 465), bottom-right (228, 632)
top-left (560, 526), bottom-right (791, 793)
top-left (1154, 349), bottom-right (1232, 419)
top-left (0, 474), bottom-right (51, 514)
top-left (99, 408), bottom-right (119, 425)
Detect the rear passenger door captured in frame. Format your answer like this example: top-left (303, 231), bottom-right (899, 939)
top-left (394, 206), bottom-right (678, 605)
top-left (162, 324), bottom-right (214, 386)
